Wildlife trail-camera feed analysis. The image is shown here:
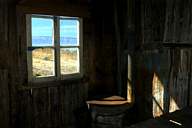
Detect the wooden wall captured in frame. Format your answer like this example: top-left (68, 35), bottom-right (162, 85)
top-left (0, 70), bottom-right (9, 128)
top-left (86, 0), bottom-right (117, 98)
top-left (3, 0), bottom-right (192, 127)
top-left (0, 0), bottom-right (19, 127)
top-left (0, 0), bottom-right (117, 128)
top-left (17, 82), bottom-right (89, 128)
top-left (16, 1), bottom-right (92, 127)
top-left (134, 0), bottom-right (192, 121)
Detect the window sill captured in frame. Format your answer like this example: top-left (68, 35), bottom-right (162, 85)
top-left (18, 75), bottom-right (88, 91)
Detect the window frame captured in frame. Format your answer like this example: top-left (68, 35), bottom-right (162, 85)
top-left (26, 14), bottom-right (83, 82)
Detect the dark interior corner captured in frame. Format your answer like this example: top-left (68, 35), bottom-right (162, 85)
top-left (1, 0), bottom-right (192, 128)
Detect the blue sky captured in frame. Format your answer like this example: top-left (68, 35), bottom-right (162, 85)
top-left (32, 18), bottom-right (78, 37)
top-left (32, 18), bottom-right (79, 46)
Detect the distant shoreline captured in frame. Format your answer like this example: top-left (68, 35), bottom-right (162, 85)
top-left (32, 36), bottom-right (78, 46)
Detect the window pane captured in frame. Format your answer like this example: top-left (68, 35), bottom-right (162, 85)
top-left (32, 48), bottom-right (55, 77)
top-left (32, 17), bottom-right (54, 46)
top-left (60, 48), bottom-right (79, 74)
top-left (60, 19), bottom-right (79, 46)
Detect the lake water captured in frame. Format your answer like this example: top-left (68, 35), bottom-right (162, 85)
top-left (32, 36), bottom-right (78, 46)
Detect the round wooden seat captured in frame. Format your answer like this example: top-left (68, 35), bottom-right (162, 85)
top-left (86, 95), bottom-right (133, 116)
top-left (87, 95), bottom-right (133, 128)
top-left (86, 95), bottom-right (131, 106)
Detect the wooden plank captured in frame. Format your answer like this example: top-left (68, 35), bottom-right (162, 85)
top-left (169, 49), bottom-right (191, 112)
top-left (164, 0), bottom-right (192, 43)
top-left (48, 87), bottom-right (60, 128)
top-left (141, 0), bottom-right (166, 44)
top-left (189, 50), bottom-right (192, 106)
top-left (18, 90), bottom-right (33, 128)
top-left (0, 69), bottom-right (9, 128)
top-left (17, 2), bottom-right (90, 18)
top-left (0, 0), bottom-right (91, 128)
top-left (32, 88), bottom-right (49, 128)
top-left (163, 43), bottom-right (192, 48)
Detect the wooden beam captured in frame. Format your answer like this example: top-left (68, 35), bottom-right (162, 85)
top-left (16, 2), bottom-right (90, 17)
top-left (17, 0), bottom-right (29, 4)
top-left (163, 43), bottom-right (192, 48)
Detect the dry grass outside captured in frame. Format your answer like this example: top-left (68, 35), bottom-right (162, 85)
top-left (60, 48), bottom-right (79, 75)
top-left (32, 48), bottom-right (78, 77)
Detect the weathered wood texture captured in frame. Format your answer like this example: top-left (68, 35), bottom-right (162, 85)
top-left (18, 82), bottom-right (89, 128)
top-left (134, 0), bottom-right (192, 121)
top-left (164, 0), bottom-right (192, 43)
top-left (141, 0), bottom-right (166, 44)
top-left (1, 1), bottom-right (92, 128)
top-left (0, 0), bottom-right (21, 128)
top-left (0, 70), bottom-right (9, 128)
top-left (169, 49), bottom-right (192, 112)
top-left (87, 0), bottom-right (117, 98)
top-left (127, 107), bottom-right (192, 128)
top-left (114, 0), bottom-right (136, 98)
top-left (17, 1), bottom-right (90, 18)
top-left (135, 50), bottom-right (170, 119)
top-left (16, 6), bottom-right (91, 128)
top-left (0, 0), bottom-right (9, 68)
top-left (0, 0), bottom-right (118, 128)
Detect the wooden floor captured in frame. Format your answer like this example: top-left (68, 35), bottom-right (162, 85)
top-left (126, 107), bottom-right (192, 128)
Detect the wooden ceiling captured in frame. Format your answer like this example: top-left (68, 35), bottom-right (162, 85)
top-left (17, 0), bottom-right (89, 5)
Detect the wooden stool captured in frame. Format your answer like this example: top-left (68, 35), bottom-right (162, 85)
top-left (87, 96), bottom-right (133, 128)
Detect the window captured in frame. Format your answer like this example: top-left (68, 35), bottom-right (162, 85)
top-left (26, 14), bottom-right (83, 82)
top-left (127, 54), bottom-right (133, 102)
